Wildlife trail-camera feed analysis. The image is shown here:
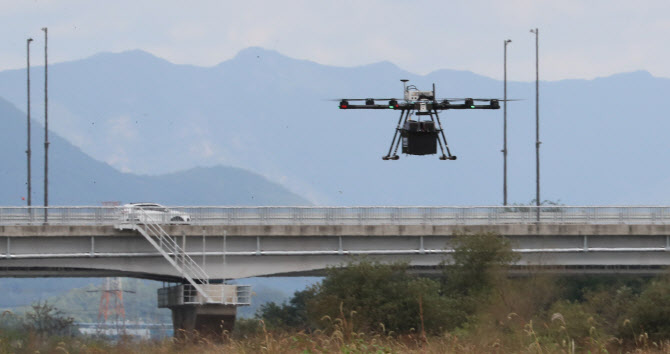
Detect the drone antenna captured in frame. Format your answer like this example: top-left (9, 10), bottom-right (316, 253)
top-left (432, 83), bottom-right (436, 101)
top-left (401, 79), bottom-right (409, 93)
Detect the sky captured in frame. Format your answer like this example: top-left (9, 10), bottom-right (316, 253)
top-left (2, 0), bottom-right (670, 81)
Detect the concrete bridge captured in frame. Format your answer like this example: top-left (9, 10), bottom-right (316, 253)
top-left (1, 205), bottom-right (670, 334)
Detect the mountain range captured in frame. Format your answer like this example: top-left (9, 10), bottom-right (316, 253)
top-left (0, 96), bottom-right (308, 205)
top-left (1, 47), bottom-right (669, 206)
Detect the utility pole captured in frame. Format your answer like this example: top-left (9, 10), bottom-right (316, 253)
top-left (42, 27), bottom-right (49, 223)
top-left (26, 38), bottom-right (33, 207)
top-left (503, 39), bottom-right (511, 206)
top-left (530, 28), bottom-right (540, 222)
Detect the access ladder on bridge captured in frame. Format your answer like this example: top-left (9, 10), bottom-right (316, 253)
top-left (121, 210), bottom-right (214, 303)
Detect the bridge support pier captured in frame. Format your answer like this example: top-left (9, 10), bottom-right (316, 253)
top-left (170, 304), bottom-right (237, 338)
top-left (158, 283), bottom-right (251, 338)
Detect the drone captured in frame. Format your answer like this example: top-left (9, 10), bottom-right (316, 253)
top-left (337, 79), bottom-right (504, 160)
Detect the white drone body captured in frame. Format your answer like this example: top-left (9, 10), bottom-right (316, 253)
top-left (404, 90), bottom-right (434, 102)
top-left (403, 81), bottom-right (434, 113)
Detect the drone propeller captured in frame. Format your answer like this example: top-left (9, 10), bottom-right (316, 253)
top-left (473, 98), bottom-right (523, 102)
top-left (438, 98), bottom-right (522, 102)
top-left (328, 98), bottom-right (401, 101)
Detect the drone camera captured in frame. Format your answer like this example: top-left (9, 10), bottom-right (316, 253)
top-left (339, 99), bottom-right (349, 109)
top-left (365, 98), bottom-right (375, 106)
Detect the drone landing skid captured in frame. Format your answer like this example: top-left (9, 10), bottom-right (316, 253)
top-left (382, 108), bottom-right (456, 161)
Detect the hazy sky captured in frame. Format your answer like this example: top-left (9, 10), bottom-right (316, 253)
top-left (2, 0), bottom-right (669, 81)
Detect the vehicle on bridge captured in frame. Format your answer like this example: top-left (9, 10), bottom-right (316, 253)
top-left (121, 203), bottom-right (191, 224)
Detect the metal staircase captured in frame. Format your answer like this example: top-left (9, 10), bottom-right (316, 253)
top-left (129, 209), bottom-right (213, 303)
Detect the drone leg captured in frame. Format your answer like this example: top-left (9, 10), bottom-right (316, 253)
top-left (429, 113), bottom-right (449, 159)
top-left (384, 109), bottom-right (406, 160)
top-left (391, 110), bottom-right (410, 159)
top-left (392, 132), bottom-right (403, 159)
top-left (433, 109), bottom-right (456, 160)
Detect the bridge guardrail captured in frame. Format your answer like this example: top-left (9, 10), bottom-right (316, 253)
top-left (1, 206), bottom-right (670, 226)
top-left (158, 284), bottom-right (252, 307)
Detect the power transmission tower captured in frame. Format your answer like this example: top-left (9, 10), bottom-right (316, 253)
top-left (88, 278), bottom-right (135, 336)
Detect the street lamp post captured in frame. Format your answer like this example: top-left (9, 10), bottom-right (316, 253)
top-left (42, 27), bottom-right (49, 223)
top-left (503, 39), bottom-right (511, 206)
top-left (530, 28), bottom-right (540, 222)
top-left (26, 38), bottom-right (33, 207)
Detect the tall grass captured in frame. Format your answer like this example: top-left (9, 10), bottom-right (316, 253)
top-left (3, 309), bottom-right (670, 353)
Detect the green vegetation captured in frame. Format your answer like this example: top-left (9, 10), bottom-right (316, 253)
top-left (0, 301), bottom-right (79, 353)
top-left (257, 232), bottom-right (518, 336)
top-left (250, 232), bottom-right (670, 352)
top-left (22, 301), bottom-right (77, 338)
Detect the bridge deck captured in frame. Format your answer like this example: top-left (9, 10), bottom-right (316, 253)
top-left (2, 223), bottom-right (670, 237)
top-left (0, 221), bottom-right (669, 280)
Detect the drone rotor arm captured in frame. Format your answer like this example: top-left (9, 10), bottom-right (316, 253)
top-left (331, 98), bottom-right (401, 101)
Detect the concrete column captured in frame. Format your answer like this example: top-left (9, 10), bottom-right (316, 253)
top-left (170, 304), bottom-right (237, 338)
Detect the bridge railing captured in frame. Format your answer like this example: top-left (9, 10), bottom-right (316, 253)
top-left (157, 284), bottom-right (252, 307)
top-left (0, 207), bottom-right (122, 225)
top-left (1, 206), bottom-right (670, 226)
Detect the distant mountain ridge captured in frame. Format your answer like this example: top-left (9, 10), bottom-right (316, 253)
top-left (0, 47), bottom-right (669, 205)
top-left (0, 97), bottom-right (309, 206)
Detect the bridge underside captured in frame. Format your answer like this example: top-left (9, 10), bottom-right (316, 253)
top-left (0, 266), bottom-right (180, 281)
top-left (0, 263), bottom-right (666, 281)
top-left (1, 224), bottom-right (670, 279)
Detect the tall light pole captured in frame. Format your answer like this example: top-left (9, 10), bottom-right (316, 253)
top-left (42, 27), bottom-right (49, 222)
top-left (26, 38), bottom-right (33, 207)
top-left (503, 39), bottom-right (511, 206)
top-left (530, 28), bottom-right (540, 221)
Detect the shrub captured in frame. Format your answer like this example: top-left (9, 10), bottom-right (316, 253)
top-left (441, 232), bottom-right (519, 298)
top-left (629, 277), bottom-right (670, 341)
top-left (22, 301), bottom-right (77, 338)
top-left (257, 287), bottom-right (316, 331)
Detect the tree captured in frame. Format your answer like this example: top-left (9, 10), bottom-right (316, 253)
top-left (258, 232), bottom-right (519, 336)
top-left (257, 288), bottom-right (316, 331)
top-left (23, 301), bottom-right (76, 338)
top-left (305, 259), bottom-right (456, 334)
top-left (441, 232), bottom-right (519, 297)
top-left (629, 277), bottom-right (670, 341)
